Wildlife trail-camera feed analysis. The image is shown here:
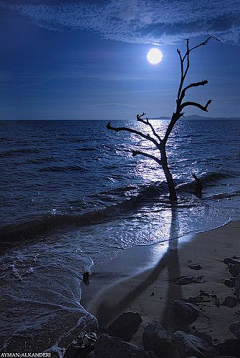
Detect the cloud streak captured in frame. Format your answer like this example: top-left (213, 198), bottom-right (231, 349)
top-left (1, 0), bottom-right (240, 44)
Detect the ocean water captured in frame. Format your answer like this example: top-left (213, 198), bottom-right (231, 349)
top-left (0, 119), bottom-right (239, 354)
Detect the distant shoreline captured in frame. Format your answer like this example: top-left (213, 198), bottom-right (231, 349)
top-left (0, 116), bottom-right (240, 121)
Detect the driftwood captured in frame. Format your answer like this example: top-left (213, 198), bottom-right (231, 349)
top-left (107, 37), bottom-right (219, 201)
top-left (192, 174), bottom-right (203, 198)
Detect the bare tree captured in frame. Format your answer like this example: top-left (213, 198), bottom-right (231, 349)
top-left (107, 37), bottom-right (215, 201)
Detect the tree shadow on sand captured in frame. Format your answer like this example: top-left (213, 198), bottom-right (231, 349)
top-left (94, 202), bottom-right (190, 332)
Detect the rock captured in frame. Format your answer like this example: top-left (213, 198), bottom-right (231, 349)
top-left (83, 272), bottom-right (90, 284)
top-left (224, 278), bottom-right (235, 288)
top-left (224, 258), bottom-right (240, 266)
top-left (142, 321), bottom-right (170, 357)
top-left (173, 330), bottom-right (215, 358)
top-left (193, 331), bottom-right (213, 346)
top-left (64, 332), bottom-right (97, 358)
top-left (188, 264), bottom-right (202, 270)
top-left (173, 299), bottom-right (199, 324)
top-left (235, 274), bottom-right (240, 301)
top-left (214, 338), bottom-right (240, 357)
top-left (174, 275), bottom-right (204, 285)
top-left (187, 296), bottom-right (205, 305)
top-left (229, 322), bottom-right (240, 339)
top-left (228, 264), bottom-right (240, 277)
top-left (94, 334), bottom-right (149, 358)
top-left (108, 312), bottom-right (142, 342)
top-left (64, 342), bottom-right (91, 357)
top-left (223, 296), bottom-right (238, 308)
top-left (199, 290), bottom-right (210, 297)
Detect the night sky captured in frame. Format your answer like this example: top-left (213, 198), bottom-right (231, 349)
top-left (0, 0), bottom-right (240, 120)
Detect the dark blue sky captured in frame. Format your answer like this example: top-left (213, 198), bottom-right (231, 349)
top-left (0, 0), bottom-right (240, 120)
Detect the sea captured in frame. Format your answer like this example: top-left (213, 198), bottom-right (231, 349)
top-left (0, 119), bottom-right (239, 355)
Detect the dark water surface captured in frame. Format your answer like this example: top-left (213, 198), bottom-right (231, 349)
top-left (0, 120), bottom-right (239, 354)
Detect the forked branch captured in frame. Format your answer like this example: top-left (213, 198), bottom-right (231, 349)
top-left (137, 112), bottom-right (162, 143)
top-left (106, 121), bottom-right (160, 148)
top-left (180, 80), bottom-right (208, 102)
top-left (181, 99), bottom-right (212, 112)
top-left (177, 36), bottom-right (215, 102)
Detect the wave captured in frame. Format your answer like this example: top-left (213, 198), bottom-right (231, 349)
top-left (181, 134), bottom-right (202, 138)
top-left (0, 172), bottom-right (237, 247)
top-left (210, 191), bottom-right (240, 200)
top-left (69, 138), bottom-right (92, 143)
top-left (0, 148), bottom-right (41, 158)
top-left (27, 157), bottom-right (56, 164)
top-left (200, 171), bottom-right (236, 183)
top-left (178, 171), bottom-right (237, 192)
top-left (76, 147), bottom-right (96, 152)
top-left (99, 184), bottom-right (138, 196)
top-left (39, 165), bottom-right (86, 173)
top-left (0, 183), bottom-right (167, 245)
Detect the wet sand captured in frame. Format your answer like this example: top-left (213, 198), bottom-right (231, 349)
top-left (82, 220), bottom-right (240, 347)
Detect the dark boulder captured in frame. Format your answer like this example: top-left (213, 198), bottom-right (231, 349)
top-left (224, 278), bottom-right (235, 288)
top-left (228, 264), bottom-right (240, 277)
top-left (188, 264), bottom-right (202, 270)
top-left (235, 274), bottom-right (240, 301)
top-left (224, 258), bottom-right (240, 266)
top-left (223, 296), bottom-right (238, 308)
top-left (142, 321), bottom-right (170, 357)
top-left (173, 299), bottom-right (199, 324)
top-left (229, 322), bottom-right (240, 340)
top-left (108, 312), bottom-right (142, 342)
top-left (83, 272), bottom-right (90, 284)
top-left (193, 331), bottom-right (213, 346)
top-left (173, 330), bottom-right (215, 358)
top-left (64, 332), bottom-right (97, 358)
top-left (94, 333), bottom-right (149, 358)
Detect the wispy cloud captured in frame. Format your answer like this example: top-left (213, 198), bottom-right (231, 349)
top-left (1, 0), bottom-right (240, 44)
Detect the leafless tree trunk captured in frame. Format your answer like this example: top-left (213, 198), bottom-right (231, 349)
top-left (107, 37), bottom-right (216, 201)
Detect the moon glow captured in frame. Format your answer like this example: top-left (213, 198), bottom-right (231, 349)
top-left (147, 48), bottom-right (163, 65)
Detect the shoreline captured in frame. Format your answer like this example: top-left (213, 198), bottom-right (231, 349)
top-left (82, 220), bottom-right (240, 348)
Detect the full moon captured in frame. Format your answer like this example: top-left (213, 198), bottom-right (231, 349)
top-left (147, 48), bottom-right (163, 65)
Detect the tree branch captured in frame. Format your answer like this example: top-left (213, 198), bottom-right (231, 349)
top-left (181, 99), bottom-right (212, 112)
top-left (132, 150), bottom-right (162, 165)
top-left (182, 36), bottom-right (214, 61)
top-left (184, 38), bottom-right (190, 79)
top-left (180, 80), bottom-right (208, 102)
top-left (166, 37), bottom-right (215, 143)
top-left (106, 122), bottom-right (160, 148)
top-left (137, 113), bottom-right (162, 143)
top-left (177, 49), bottom-right (184, 101)
top-left (177, 49), bottom-right (184, 78)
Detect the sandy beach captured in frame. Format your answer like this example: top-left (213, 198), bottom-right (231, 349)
top-left (82, 220), bottom-right (240, 349)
